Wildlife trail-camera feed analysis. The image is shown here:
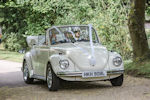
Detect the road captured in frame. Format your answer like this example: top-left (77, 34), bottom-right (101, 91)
top-left (0, 60), bottom-right (150, 100)
top-left (0, 60), bottom-right (26, 87)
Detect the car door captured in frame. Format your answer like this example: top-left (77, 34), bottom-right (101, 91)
top-left (37, 45), bottom-right (49, 76)
top-left (35, 35), bottom-right (49, 76)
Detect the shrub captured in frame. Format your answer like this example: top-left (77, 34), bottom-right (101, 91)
top-left (4, 32), bottom-right (26, 52)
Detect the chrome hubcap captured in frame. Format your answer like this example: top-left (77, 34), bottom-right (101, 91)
top-left (47, 67), bottom-right (52, 88)
top-left (23, 63), bottom-right (29, 81)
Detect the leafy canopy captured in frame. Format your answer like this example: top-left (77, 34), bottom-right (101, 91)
top-left (2, 0), bottom-right (130, 59)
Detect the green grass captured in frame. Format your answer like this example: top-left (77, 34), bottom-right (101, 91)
top-left (0, 44), bottom-right (24, 63)
top-left (125, 59), bottom-right (150, 78)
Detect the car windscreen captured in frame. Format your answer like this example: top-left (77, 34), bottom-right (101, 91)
top-left (57, 26), bottom-right (99, 43)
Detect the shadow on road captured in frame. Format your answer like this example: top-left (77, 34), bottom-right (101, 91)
top-left (59, 81), bottom-right (112, 90)
top-left (29, 80), bottom-right (112, 91)
top-left (0, 71), bottom-right (27, 88)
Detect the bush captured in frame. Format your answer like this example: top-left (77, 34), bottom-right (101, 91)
top-left (4, 32), bottom-right (26, 52)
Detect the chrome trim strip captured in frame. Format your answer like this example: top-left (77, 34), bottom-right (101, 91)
top-left (57, 70), bottom-right (124, 77)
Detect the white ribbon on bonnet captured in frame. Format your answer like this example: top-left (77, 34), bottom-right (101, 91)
top-left (88, 24), bottom-right (96, 66)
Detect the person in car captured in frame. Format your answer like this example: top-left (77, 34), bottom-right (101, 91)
top-left (75, 31), bottom-right (81, 40)
top-left (64, 32), bottom-right (71, 42)
top-left (50, 33), bottom-right (57, 45)
top-left (74, 27), bottom-right (82, 41)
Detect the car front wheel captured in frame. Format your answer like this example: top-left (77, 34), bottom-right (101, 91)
top-left (47, 64), bottom-right (60, 91)
top-left (23, 61), bottom-right (34, 84)
top-left (110, 74), bottom-right (123, 86)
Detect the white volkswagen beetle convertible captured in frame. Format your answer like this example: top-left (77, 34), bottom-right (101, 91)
top-left (22, 24), bottom-right (124, 91)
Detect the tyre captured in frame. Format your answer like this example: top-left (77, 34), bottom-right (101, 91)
top-left (23, 61), bottom-right (34, 84)
top-left (47, 63), bottom-right (60, 91)
top-left (110, 74), bottom-right (123, 86)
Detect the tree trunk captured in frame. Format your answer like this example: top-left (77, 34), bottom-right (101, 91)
top-left (128, 0), bottom-right (149, 59)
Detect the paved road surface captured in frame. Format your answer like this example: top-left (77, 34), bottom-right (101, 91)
top-left (0, 60), bottom-right (150, 100)
top-left (0, 60), bottom-right (26, 87)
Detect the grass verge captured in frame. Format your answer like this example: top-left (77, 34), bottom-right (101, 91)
top-left (125, 60), bottom-right (150, 78)
top-left (0, 44), bottom-right (23, 63)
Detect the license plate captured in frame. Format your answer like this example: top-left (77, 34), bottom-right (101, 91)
top-left (82, 71), bottom-right (107, 78)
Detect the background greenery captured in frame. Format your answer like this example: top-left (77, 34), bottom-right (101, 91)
top-left (0, 0), bottom-right (137, 59)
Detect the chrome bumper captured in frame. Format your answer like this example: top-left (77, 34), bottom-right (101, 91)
top-left (57, 70), bottom-right (124, 77)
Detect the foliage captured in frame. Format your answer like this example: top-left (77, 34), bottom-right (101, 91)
top-left (2, 0), bottom-right (131, 59)
top-left (88, 0), bottom-right (131, 58)
top-left (125, 59), bottom-right (150, 78)
top-left (4, 32), bottom-right (26, 51)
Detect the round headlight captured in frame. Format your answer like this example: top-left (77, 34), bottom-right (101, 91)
top-left (113, 57), bottom-right (122, 67)
top-left (59, 60), bottom-right (69, 70)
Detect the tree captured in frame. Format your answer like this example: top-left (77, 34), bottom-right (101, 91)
top-left (128, 0), bottom-right (150, 60)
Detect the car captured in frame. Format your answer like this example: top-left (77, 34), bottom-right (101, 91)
top-left (22, 24), bottom-right (124, 91)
